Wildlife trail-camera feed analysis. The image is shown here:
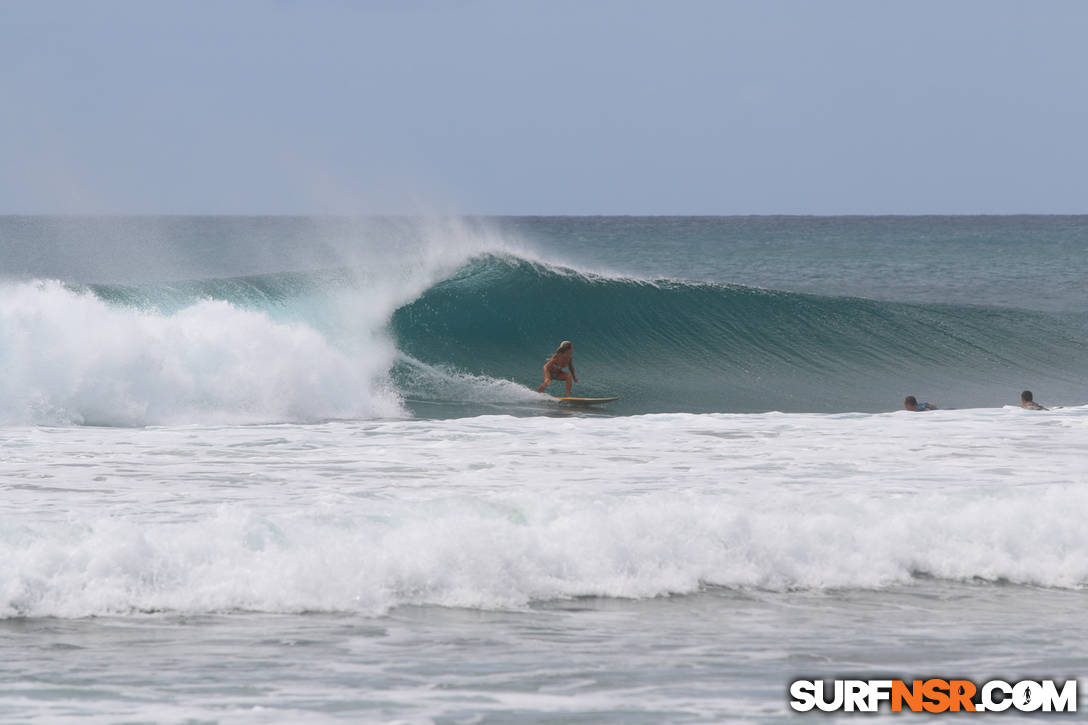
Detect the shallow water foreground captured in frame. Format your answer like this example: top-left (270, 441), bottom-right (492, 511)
top-left (2, 408), bottom-right (1087, 722)
top-left (2, 583), bottom-right (1086, 723)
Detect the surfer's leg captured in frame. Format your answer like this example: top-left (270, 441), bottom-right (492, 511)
top-left (537, 378), bottom-right (551, 393)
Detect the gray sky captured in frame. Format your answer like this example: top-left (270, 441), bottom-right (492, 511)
top-left (2, 0), bottom-right (1086, 215)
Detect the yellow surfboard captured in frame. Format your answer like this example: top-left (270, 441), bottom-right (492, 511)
top-left (556, 396), bottom-right (619, 405)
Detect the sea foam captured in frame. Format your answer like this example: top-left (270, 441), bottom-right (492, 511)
top-left (0, 280), bottom-right (403, 425)
top-left (3, 408), bottom-right (1086, 618)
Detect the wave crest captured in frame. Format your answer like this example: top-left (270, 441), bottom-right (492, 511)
top-left (0, 280), bottom-right (402, 425)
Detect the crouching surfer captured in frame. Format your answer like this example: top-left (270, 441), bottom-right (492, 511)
top-left (538, 340), bottom-right (578, 395)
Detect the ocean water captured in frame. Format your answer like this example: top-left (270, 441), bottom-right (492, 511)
top-left (1, 216), bottom-right (1086, 722)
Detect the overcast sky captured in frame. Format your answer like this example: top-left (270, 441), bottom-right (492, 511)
top-left (2, 0), bottom-right (1086, 215)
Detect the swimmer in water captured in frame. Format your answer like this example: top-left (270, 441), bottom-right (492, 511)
top-left (904, 395), bottom-right (937, 412)
top-left (537, 340), bottom-right (577, 395)
top-left (1020, 390), bottom-right (1047, 410)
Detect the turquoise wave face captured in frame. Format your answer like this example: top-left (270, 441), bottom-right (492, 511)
top-left (74, 254), bottom-right (1088, 416)
top-left (390, 255), bottom-right (1088, 414)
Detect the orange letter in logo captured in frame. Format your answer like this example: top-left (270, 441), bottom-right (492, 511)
top-left (922, 679), bottom-right (951, 713)
top-left (892, 680), bottom-right (923, 712)
top-left (948, 680), bottom-right (977, 712)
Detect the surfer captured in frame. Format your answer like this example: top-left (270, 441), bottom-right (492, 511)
top-left (1020, 390), bottom-right (1047, 410)
top-left (904, 395), bottom-right (937, 412)
top-left (537, 340), bottom-right (578, 395)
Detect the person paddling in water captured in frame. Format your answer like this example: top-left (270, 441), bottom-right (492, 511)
top-left (1020, 390), bottom-right (1047, 410)
top-left (538, 340), bottom-right (578, 395)
top-left (904, 395), bottom-right (937, 412)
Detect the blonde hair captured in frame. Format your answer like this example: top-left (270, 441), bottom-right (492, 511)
top-left (555, 340), bottom-right (572, 354)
